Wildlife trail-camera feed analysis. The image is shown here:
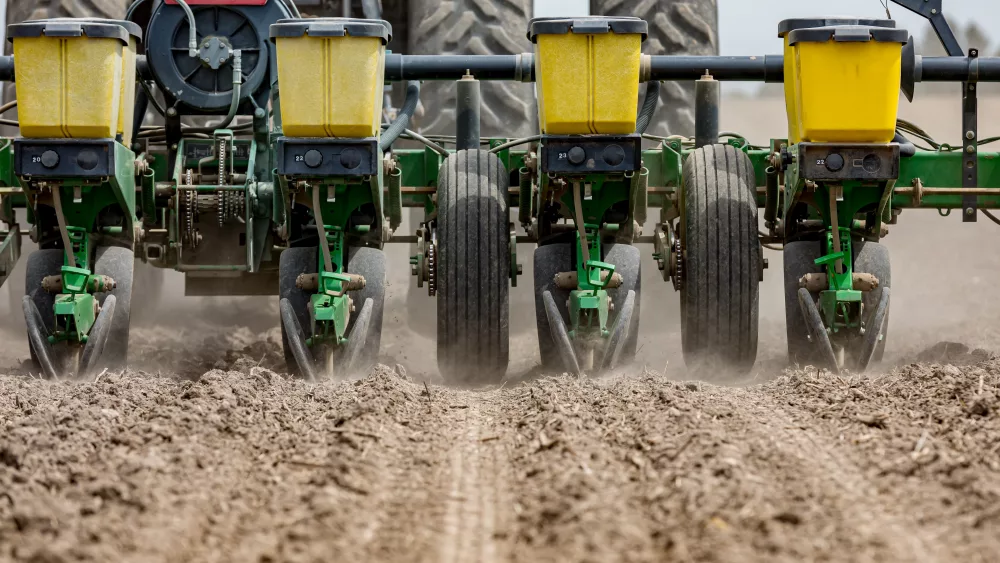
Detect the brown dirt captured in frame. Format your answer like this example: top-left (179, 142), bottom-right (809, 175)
top-left (1, 354), bottom-right (998, 562)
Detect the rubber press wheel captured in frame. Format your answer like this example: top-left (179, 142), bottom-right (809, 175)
top-left (345, 246), bottom-right (387, 373)
top-left (24, 249), bottom-right (64, 374)
top-left (854, 241), bottom-right (891, 365)
top-left (436, 149), bottom-right (510, 384)
top-left (604, 243), bottom-right (642, 365)
top-left (279, 247), bottom-right (316, 378)
top-left (93, 246), bottom-right (134, 371)
top-left (783, 240), bottom-right (823, 365)
top-left (680, 144), bottom-right (761, 377)
top-left (784, 239), bottom-right (891, 370)
top-left (24, 246), bottom-right (133, 376)
top-left (533, 242), bottom-right (573, 370)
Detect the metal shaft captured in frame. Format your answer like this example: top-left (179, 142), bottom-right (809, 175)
top-left (385, 54), bottom-right (534, 82)
top-left (694, 74), bottom-right (720, 148)
top-left (456, 74), bottom-right (481, 152)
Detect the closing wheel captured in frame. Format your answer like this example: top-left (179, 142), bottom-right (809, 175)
top-left (798, 287), bottom-right (838, 370)
top-left (437, 149), bottom-right (510, 384)
top-left (542, 290), bottom-right (582, 376)
top-left (22, 295), bottom-right (58, 379)
top-left (279, 246), bottom-right (386, 378)
top-left (79, 295), bottom-right (116, 379)
top-left (533, 242), bottom-right (573, 369)
top-left (93, 246), bottom-right (134, 371)
top-left (854, 241), bottom-right (891, 366)
top-left (604, 243), bottom-right (642, 365)
top-left (24, 249), bottom-right (64, 374)
top-left (680, 144), bottom-right (760, 377)
top-left (279, 297), bottom-right (318, 381)
top-left (345, 246), bottom-right (386, 374)
top-left (600, 290), bottom-right (636, 371)
top-left (785, 239), bottom-right (891, 371)
top-left (857, 287), bottom-right (890, 371)
top-left (784, 240), bottom-right (823, 365)
top-left (279, 247), bottom-right (317, 378)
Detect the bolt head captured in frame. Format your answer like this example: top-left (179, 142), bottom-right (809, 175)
top-left (966, 131), bottom-right (976, 140)
top-left (166, 107), bottom-right (178, 117)
top-left (966, 207), bottom-right (975, 215)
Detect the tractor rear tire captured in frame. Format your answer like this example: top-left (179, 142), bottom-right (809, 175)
top-left (590, 0), bottom-right (718, 137)
top-left (407, 0), bottom-right (534, 138)
top-left (437, 149), bottom-right (510, 384)
top-left (680, 144), bottom-right (760, 377)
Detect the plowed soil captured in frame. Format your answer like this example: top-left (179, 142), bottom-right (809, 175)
top-left (1, 349), bottom-right (998, 562)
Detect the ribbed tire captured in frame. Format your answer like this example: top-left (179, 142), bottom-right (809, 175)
top-left (437, 150), bottom-right (510, 384)
top-left (680, 144), bottom-right (760, 376)
top-left (408, 0), bottom-right (534, 138)
top-left (591, 0), bottom-right (718, 136)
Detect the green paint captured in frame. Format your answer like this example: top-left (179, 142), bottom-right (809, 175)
top-left (308, 224), bottom-right (351, 347)
top-left (815, 227), bottom-right (862, 332)
top-left (568, 226), bottom-right (614, 341)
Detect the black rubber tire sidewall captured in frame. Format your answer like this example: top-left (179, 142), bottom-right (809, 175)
top-left (278, 247), bottom-right (316, 377)
top-left (604, 243), bottom-right (642, 364)
top-left (680, 144), bottom-right (760, 377)
top-left (533, 242), bottom-right (574, 369)
top-left (94, 246), bottom-right (134, 370)
top-left (783, 240), bottom-right (824, 365)
top-left (24, 249), bottom-right (64, 369)
top-left (436, 149), bottom-right (510, 384)
top-left (346, 246), bottom-right (386, 372)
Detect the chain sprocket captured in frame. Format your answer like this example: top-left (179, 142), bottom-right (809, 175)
top-left (182, 169), bottom-right (200, 249)
top-left (671, 234), bottom-right (684, 291)
top-left (427, 240), bottom-right (437, 296)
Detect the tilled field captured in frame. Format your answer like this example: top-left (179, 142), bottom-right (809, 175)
top-left (1, 346), bottom-right (999, 562)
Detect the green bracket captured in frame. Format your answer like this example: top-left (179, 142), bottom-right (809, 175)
top-left (308, 225), bottom-right (351, 347)
top-left (815, 227), bottom-right (862, 333)
top-left (568, 226), bottom-right (614, 340)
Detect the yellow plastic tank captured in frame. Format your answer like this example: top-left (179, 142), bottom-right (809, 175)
top-left (9, 19), bottom-right (141, 143)
top-left (529, 17), bottom-right (647, 135)
top-left (790, 25), bottom-right (908, 143)
top-left (270, 18), bottom-right (391, 138)
top-left (777, 17), bottom-right (894, 143)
